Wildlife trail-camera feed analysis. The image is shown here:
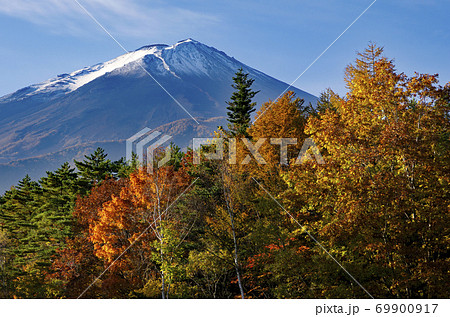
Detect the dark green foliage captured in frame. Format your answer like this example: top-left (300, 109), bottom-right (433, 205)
top-left (0, 175), bottom-right (43, 297)
top-left (0, 148), bottom-right (128, 297)
top-left (166, 143), bottom-right (184, 170)
top-left (35, 163), bottom-right (83, 245)
top-left (74, 147), bottom-right (126, 186)
top-left (0, 228), bottom-right (8, 297)
top-left (226, 68), bottom-right (259, 136)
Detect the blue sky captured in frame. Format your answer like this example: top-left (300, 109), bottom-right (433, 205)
top-left (0, 0), bottom-right (449, 98)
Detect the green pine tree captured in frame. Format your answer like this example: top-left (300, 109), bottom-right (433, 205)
top-left (18, 163), bottom-right (83, 298)
top-left (0, 175), bottom-right (42, 297)
top-left (74, 147), bottom-right (125, 186)
top-left (36, 162), bottom-right (81, 239)
top-left (226, 68), bottom-right (259, 136)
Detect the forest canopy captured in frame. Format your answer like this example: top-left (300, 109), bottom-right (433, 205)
top-left (0, 45), bottom-right (448, 299)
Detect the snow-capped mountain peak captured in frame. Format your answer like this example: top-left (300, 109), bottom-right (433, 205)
top-left (0, 39), bottom-right (316, 107)
top-left (1, 39), bottom-right (206, 102)
top-left (0, 38), bottom-right (317, 192)
top-left (36, 48), bottom-right (153, 93)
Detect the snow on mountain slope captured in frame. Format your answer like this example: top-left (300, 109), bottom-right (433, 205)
top-left (0, 39), bottom-right (229, 103)
top-left (1, 39), bottom-right (298, 103)
top-left (0, 38), bottom-right (317, 192)
top-left (0, 45), bottom-right (167, 102)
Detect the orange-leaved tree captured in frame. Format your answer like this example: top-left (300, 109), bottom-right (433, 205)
top-left (50, 178), bottom-right (126, 298)
top-left (89, 165), bottom-right (191, 298)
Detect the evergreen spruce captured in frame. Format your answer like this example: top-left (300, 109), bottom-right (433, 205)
top-left (0, 175), bottom-right (42, 297)
top-left (226, 68), bottom-right (259, 136)
top-left (36, 162), bottom-right (81, 239)
top-left (74, 147), bottom-right (125, 186)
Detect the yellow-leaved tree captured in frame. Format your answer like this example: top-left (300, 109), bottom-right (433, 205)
top-left (282, 44), bottom-right (449, 298)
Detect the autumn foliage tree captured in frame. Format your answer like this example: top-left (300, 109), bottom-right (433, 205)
top-left (50, 178), bottom-right (126, 298)
top-left (283, 44), bottom-right (450, 298)
top-left (89, 166), bottom-right (191, 298)
top-left (247, 91), bottom-right (308, 184)
top-left (239, 91), bottom-right (318, 298)
top-left (1, 45), bottom-right (448, 299)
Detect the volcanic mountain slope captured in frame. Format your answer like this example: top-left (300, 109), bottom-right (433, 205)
top-left (0, 38), bottom-right (316, 192)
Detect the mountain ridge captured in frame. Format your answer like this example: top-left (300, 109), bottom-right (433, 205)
top-left (0, 39), bottom-right (316, 192)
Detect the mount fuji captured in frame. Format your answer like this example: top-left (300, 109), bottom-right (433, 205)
top-left (0, 38), bottom-right (316, 192)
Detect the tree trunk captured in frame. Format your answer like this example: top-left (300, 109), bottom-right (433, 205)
top-left (222, 165), bottom-right (245, 299)
top-left (229, 211), bottom-right (245, 299)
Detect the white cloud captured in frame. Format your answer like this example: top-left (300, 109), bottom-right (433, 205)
top-left (0, 0), bottom-right (219, 38)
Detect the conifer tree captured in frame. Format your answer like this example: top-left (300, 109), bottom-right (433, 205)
top-left (0, 165), bottom-right (85, 297)
top-left (0, 175), bottom-right (42, 297)
top-left (74, 147), bottom-right (125, 186)
top-left (226, 68), bottom-right (259, 136)
top-left (0, 228), bottom-right (8, 298)
top-left (36, 162), bottom-right (81, 239)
